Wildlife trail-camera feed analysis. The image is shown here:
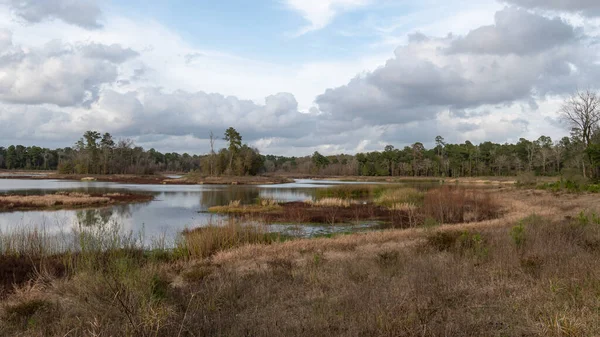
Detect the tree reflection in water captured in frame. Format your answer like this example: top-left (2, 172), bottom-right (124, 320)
top-left (75, 201), bottom-right (143, 228)
top-left (199, 187), bottom-right (261, 208)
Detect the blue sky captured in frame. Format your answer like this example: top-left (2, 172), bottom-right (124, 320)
top-left (107, 0), bottom-right (467, 63)
top-left (0, 0), bottom-right (598, 155)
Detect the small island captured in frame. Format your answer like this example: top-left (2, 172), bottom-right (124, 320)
top-left (0, 192), bottom-right (154, 212)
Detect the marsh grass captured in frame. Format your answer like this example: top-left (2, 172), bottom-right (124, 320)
top-left (208, 199), bottom-right (282, 214)
top-left (313, 184), bottom-right (411, 200)
top-left (3, 188), bottom-right (597, 336)
top-left (422, 186), bottom-right (499, 224)
top-left (375, 187), bottom-right (424, 207)
top-left (4, 211), bottom-right (600, 336)
top-left (0, 193), bottom-right (110, 208)
top-left (179, 221), bottom-right (281, 259)
top-left (315, 184), bottom-right (376, 199)
top-left (0, 192), bottom-right (152, 212)
top-left (305, 197), bottom-right (353, 208)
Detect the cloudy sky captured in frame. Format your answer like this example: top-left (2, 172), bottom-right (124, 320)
top-left (0, 0), bottom-right (599, 155)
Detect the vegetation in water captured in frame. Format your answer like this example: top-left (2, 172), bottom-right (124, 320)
top-left (1, 188), bottom-right (600, 336)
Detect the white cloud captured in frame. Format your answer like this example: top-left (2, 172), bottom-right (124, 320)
top-left (503, 0), bottom-right (600, 17)
top-left (0, 0), bottom-right (103, 29)
top-left (284, 0), bottom-right (372, 36)
top-left (0, 1), bottom-right (597, 156)
top-left (0, 35), bottom-right (139, 107)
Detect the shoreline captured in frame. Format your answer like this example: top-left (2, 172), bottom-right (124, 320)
top-left (0, 192), bottom-right (154, 212)
top-left (0, 172), bottom-right (295, 185)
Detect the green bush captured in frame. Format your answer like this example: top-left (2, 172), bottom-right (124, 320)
top-left (457, 231), bottom-right (488, 259)
top-left (510, 223), bottom-right (526, 248)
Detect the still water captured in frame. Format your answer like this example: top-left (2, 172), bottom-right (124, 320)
top-left (0, 178), bottom-right (388, 240)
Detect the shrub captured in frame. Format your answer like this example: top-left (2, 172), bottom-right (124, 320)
top-left (422, 217), bottom-right (440, 228)
top-left (426, 231), bottom-right (461, 251)
top-left (516, 171), bottom-right (537, 187)
top-left (510, 223), bottom-right (526, 248)
top-left (57, 162), bottom-right (74, 174)
top-left (586, 184), bottom-right (600, 193)
top-left (3, 299), bottom-right (53, 325)
top-left (421, 186), bottom-right (498, 224)
top-left (457, 231), bottom-right (488, 259)
top-left (377, 250), bottom-right (400, 267)
top-left (562, 168), bottom-right (589, 187)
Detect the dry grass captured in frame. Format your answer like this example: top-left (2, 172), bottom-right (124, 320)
top-left (375, 187), bottom-right (424, 207)
top-left (422, 186), bottom-right (500, 224)
top-left (0, 193), bottom-right (110, 208)
top-left (305, 197), bottom-right (354, 208)
top-left (2, 188), bottom-right (600, 336)
top-left (210, 186), bottom-right (499, 228)
top-left (0, 192), bottom-right (153, 212)
top-left (179, 221), bottom-right (281, 259)
top-left (208, 199), bottom-right (282, 214)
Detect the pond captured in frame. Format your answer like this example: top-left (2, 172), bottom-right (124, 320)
top-left (0, 178), bottom-right (425, 242)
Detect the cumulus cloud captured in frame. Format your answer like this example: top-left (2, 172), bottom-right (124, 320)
top-left (79, 43), bottom-right (139, 63)
top-left (0, 103), bottom-right (77, 141)
top-left (1, 0), bottom-right (103, 29)
top-left (87, 89), bottom-right (317, 142)
top-left (316, 8), bottom-right (599, 129)
top-left (0, 37), bottom-right (137, 107)
top-left (503, 0), bottom-right (600, 17)
top-left (449, 8), bottom-right (578, 55)
top-left (0, 3), bottom-right (595, 156)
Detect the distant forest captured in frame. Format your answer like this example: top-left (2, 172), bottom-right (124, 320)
top-left (1, 90), bottom-right (599, 179)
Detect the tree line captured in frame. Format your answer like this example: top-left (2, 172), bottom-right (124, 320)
top-left (1, 90), bottom-right (599, 179)
top-left (261, 132), bottom-right (595, 178)
top-left (264, 90), bottom-right (600, 180)
top-left (0, 128), bottom-right (263, 176)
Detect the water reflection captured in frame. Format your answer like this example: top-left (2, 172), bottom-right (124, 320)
top-left (76, 208), bottom-right (114, 227)
top-left (0, 178), bottom-right (419, 243)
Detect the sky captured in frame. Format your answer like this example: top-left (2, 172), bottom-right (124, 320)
top-left (0, 0), bottom-right (599, 156)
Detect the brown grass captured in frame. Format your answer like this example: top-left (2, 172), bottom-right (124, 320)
top-left (2, 188), bottom-right (600, 336)
top-left (208, 200), bottom-right (282, 214)
top-left (0, 192), bottom-right (153, 212)
top-left (422, 186), bottom-right (500, 224)
top-left (306, 197), bottom-right (354, 208)
top-left (179, 221), bottom-right (280, 259)
top-left (209, 186), bottom-right (501, 228)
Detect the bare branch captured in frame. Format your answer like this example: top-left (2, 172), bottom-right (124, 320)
top-left (559, 89), bottom-right (600, 147)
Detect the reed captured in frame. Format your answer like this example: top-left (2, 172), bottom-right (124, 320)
top-left (306, 197), bottom-right (353, 208)
top-left (179, 220), bottom-right (279, 259)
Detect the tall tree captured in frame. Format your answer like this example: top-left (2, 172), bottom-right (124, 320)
top-left (224, 127), bottom-right (242, 173)
top-left (560, 89), bottom-right (600, 148)
top-left (100, 133), bottom-right (115, 174)
top-left (5, 145), bottom-right (16, 169)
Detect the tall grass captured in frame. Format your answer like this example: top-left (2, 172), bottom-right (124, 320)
top-left (0, 193), bottom-right (111, 209)
top-left (5, 212), bottom-right (600, 336)
top-left (306, 198), bottom-right (353, 208)
top-left (179, 221), bottom-right (279, 259)
top-left (314, 184), bottom-right (385, 199)
top-left (422, 186), bottom-right (499, 224)
top-left (375, 187), bottom-right (424, 207)
top-left (208, 199), bottom-right (282, 214)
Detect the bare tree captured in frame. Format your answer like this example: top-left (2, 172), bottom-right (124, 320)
top-left (209, 131), bottom-right (216, 175)
top-left (560, 89), bottom-right (600, 148)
